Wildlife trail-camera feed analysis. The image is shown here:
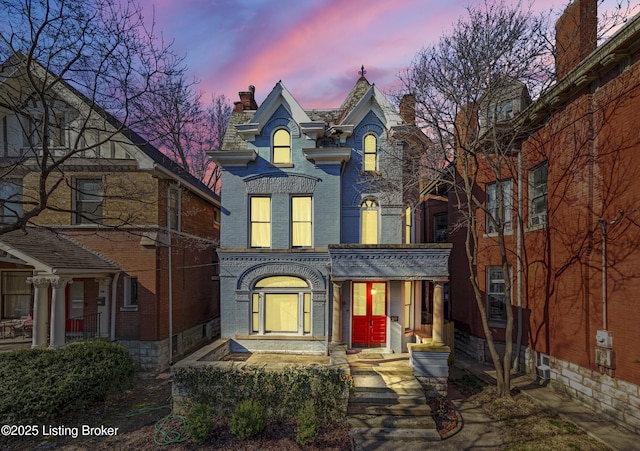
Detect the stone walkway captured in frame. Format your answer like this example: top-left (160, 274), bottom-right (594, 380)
top-left (346, 351), bottom-right (441, 450)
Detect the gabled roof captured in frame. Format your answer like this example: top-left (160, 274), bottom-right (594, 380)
top-left (0, 228), bottom-right (120, 275)
top-left (0, 52), bottom-right (219, 205)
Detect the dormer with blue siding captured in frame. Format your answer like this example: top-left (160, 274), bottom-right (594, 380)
top-left (210, 72), bottom-right (451, 355)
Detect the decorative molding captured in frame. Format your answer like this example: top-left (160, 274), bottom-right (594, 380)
top-left (237, 262), bottom-right (327, 291)
top-left (244, 173), bottom-right (320, 194)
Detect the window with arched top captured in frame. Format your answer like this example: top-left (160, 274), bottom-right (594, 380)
top-left (273, 128), bottom-right (291, 164)
top-left (363, 134), bottom-right (377, 172)
top-left (360, 199), bottom-right (379, 244)
top-left (251, 276), bottom-right (311, 335)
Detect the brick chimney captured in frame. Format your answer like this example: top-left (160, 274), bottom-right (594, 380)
top-left (400, 94), bottom-right (416, 125)
top-left (555, 0), bottom-right (597, 80)
top-left (234, 85), bottom-right (258, 112)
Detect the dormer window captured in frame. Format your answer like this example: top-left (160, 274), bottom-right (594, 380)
top-left (272, 128), bottom-right (291, 165)
top-left (363, 134), bottom-right (377, 172)
top-left (495, 99), bottom-right (514, 122)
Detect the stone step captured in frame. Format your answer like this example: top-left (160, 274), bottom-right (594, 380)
top-left (350, 391), bottom-right (426, 404)
top-left (348, 414), bottom-right (435, 430)
top-left (349, 427), bottom-right (440, 441)
top-left (347, 403), bottom-right (432, 416)
top-left (353, 385), bottom-right (425, 395)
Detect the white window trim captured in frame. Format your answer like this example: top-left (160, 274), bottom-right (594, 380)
top-left (528, 162), bottom-right (548, 230)
top-left (121, 276), bottom-right (138, 311)
top-left (251, 290), bottom-right (312, 336)
top-left (486, 179), bottom-right (512, 235)
top-left (487, 265), bottom-right (511, 326)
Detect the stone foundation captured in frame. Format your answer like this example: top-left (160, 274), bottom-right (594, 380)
top-left (120, 317), bottom-right (221, 375)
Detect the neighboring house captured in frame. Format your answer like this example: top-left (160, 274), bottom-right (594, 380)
top-left (210, 73), bottom-right (452, 355)
top-left (422, 0), bottom-right (640, 432)
top-left (0, 54), bottom-right (221, 373)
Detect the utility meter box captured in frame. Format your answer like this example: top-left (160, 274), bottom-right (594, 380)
top-left (596, 347), bottom-right (616, 369)
top-left (596, 330), bottom-right (613, 349)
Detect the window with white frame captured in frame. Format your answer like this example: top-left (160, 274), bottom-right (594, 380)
top-left (486, 180), bottom-right (512, 233)
top-left (1, 271), bottom-right (32, 319)
top-left (272, 128), bottom-right (291, 165)
top-left (363, 134), bottom-right (377, 172)
top-left (529, 162), bottom-right (548, 227)
top-left (0, 179), bottom-right (22, 224)
top-left (250, 196), bottom-right (271, 248)
top-left (360, 198), bottom-right (379, 244)
top-left (124, 276), bottom-right (138, 308)
top-left (75, 178), bottom-right (103, 225)
top-left (487, 266), bottom-right (509, 323)
top-left (168, 188), bottom-right (181, 231)
top-left (291, 196), bottom-right (312, 247)
top-left (251, 276), bottom-right (311, 335)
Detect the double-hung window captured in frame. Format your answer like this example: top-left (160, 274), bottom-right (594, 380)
top-left (529, 163), bottom-right (548, 227)
top-left (250, 196), bottom-right (271, 247)
top-left (486, 180), bottom-right (512, 233)
top-left (75, 178), bottom-right (103, 225)
top-left (124, 276), bottom-right (138, 309)
top-left (291, 196), bottom-right (312, 247)
top-left (251, 276), bottom-right (311, 335)
top-left (363, 134), bottom-right (377, 172)
top-left (1, 271), bottom-right (32, 319)
top-left (168, 188), bottom-right (181, 231)
top-left (487, 266), bottom-right (509, 323)
top-left (272, 129), bottom-right (291, 165)
top-left (360, 199), bottom-right (379, 244)
top-left (0, 179), bottom-right (22, 224)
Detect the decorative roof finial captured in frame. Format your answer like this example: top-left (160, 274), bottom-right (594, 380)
top-left (359, 65), bottom-right (367, 78)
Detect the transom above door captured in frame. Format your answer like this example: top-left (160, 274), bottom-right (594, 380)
top-left (352, 281), bottom-right (386, 347)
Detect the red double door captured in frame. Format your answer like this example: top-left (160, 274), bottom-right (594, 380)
top-left (351, 282), bottom-right (387, 347)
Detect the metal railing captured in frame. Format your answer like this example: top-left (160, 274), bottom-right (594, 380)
top-left (66, 312), bottom-right (101, 342)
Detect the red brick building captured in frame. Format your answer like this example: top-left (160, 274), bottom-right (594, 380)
top-left (0, 55), bottom-right (221, 373)
top-left (421, 0), bottom-right (640, 432)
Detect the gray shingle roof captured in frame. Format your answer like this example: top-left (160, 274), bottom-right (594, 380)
top-left (0, 227), bottom-right (120, 273)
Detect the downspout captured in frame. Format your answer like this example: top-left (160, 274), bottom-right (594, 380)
top-left (167, 183), bottom-right (175, 366)
top-left (110, 272), bottom-right (120, 341)
top-left (513, 151), bottom-right (523, 371)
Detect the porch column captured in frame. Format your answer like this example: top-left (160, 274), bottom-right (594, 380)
top-left (432, 281), bottom-right (445, 346)
top-left (49, 278), bottom-right (72, 349)
top-left (29, 277), bottom-right (50, 349)
top-left (96, 278), bottom-right (111, 338)
top-left (331, 281), bottom-right (343, 343)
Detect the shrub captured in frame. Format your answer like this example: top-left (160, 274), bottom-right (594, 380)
top-left (296, 400), bottom-right (319, 445)
top-left (0, 340), bottom-right (135, 424)
top-left (174, 365), bottom-right (349, 424)
top-left (187, 402), bottom-right (214, 444)
top-left (229, 400), bottom-right (266, 439)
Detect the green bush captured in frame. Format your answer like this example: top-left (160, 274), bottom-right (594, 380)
top-left (0, 340), bottom-right (135, 424)
top-left (296, 400), bottom-right (319, 445)
top-left (229, 400), bottom-right (266, 439)
top-left (174, 365), bottom-right (349, 425)
top-left (187, 402), bottom-right (215, 444)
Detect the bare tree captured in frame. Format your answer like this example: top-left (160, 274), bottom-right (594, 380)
top-left (397, 0), bottom-right (636, 397)
top-left (398, 0), bottom-right (555, 397)
top-left (133, 71), bottom-right (231, 191)
top-left (0, 0), bottom-right (181, 233)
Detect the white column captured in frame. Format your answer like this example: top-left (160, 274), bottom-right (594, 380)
top-left (49, 278), bottom-right (72, 349)
top-left (29, 277), bottom-right (50, 349)
top-left (96, 278), bottom-right (111, 338)
top-left (331, 281), bottom-right (343, 343)
top-left (432, 281), bottom-right (445, 346)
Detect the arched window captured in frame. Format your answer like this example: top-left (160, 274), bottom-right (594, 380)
top-left (363, 134), bottom-right (377, 172)
top-left (360, 199), bottom-right (379, 244)
top-left (273, 128), bottom-right (291, 164)
top-left (251, 276), bottom-right (311, 334)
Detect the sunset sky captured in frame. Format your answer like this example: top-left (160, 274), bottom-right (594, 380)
top-left (136, 0), bottom-right (637, 109)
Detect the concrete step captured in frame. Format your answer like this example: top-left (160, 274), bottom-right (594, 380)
top-left (353, 385), bottom-right (425, 395)
top-left (347, 403), bottom-right (432, 416)
top-left (350, 391), bottom-right (426, 404)
top-left (348, 413), bottom-right (436, 430)
top-left (349, 427), bottom-right (440, 441)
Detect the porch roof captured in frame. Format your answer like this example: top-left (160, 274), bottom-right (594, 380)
top-left (0, 227), bottom-right (120, 275)
top-left (328, 244), bottom-right (452, 281)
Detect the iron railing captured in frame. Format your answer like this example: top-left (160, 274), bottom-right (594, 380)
top-left (66, 312), bottom-right (101, 342)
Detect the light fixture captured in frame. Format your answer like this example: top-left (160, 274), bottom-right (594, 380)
top-left (370, 288), bottom-right (376, 295)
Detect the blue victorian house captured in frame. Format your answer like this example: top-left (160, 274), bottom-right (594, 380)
top-left (210, 71), bottom-right (451, 355)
